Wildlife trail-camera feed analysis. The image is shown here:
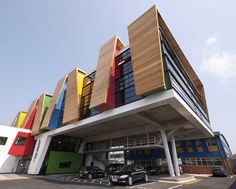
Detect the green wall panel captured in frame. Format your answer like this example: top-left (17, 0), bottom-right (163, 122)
top-left (46, 151), bottom-right (82, 174)
top-left (41, 95), bottom-right (52, 125)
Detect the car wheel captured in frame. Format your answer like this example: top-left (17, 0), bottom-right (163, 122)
top-left (144, 174), bottom-right (149, 182)
top-left (109, 180), bottom-right (114, 186)
top-left (88, 173), bottom-right (93, 179)
top-left (127, 176), bottom-right (133, 186)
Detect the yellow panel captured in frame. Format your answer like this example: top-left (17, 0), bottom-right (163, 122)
top-left (62, 68), bottom-right (86, 125)
top-left (17, 111), bottom-right (27, 128)
top-left (128, 5), bottom-right (165, 96)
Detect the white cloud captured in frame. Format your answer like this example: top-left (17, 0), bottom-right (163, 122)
top-left (206, 36), bottom-right (217, 46)
top-left (200, 36), bottom-right (236, 80)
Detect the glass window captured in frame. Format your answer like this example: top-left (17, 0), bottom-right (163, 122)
top-left (15, 136), bottom-right (27, 146)
top-left (186, 141), bottom-right (193, 148)
top-left (176, 141), bottom-right (182, 148)
top-left (202, 158), bottom-right (207, 166)
top-left (196, 158), bottom-right (202, 166)
top-left (0, 136), bottom-right (7, 145)
top-left (206, 138), bottom-right (217, 147)
top-left (195, 140), bottom-right (202, 148)
top-left (59, 161), bottom-right (71, 168)
top-left (115, 49), bottom-right (142, 107)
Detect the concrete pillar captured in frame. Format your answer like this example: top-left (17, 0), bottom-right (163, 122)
top-left (79, 142), bottom-right (85, 153)
top-left (160, 129), bottom-right (175, 177)
top-left (171, 136), bottom-right (180, 176)
top-left (85, 154), bottom-right (93, 166)
top-left (28, 134), bottom-right (52, 174)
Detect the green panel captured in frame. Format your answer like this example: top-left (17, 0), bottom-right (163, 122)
top-left (46, 151), bottom-right (82, 174)
top-left (40, 95), bottom-right (52, 125)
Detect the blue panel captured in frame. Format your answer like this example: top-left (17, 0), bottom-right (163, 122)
top-left (177, 138), bottom-right (221, 158)
top-left (48, 84), bottom-right (67, 129)
top-left (126, 137), bottom-right (225, 161)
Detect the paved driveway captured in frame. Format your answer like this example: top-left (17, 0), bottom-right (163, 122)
top-left (0, 174), bottom-right (235, 189)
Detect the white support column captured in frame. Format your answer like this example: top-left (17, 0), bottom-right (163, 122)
top-left (160, 129), bottom-right (175, 177)
top-left (28, 134), bottom-right (52, 174)
top-left (171, 136), bottom-right (180, 176)
top-left (85, 154), bottom-right (93, 166)
top-left (79, 142), bottom-right (86, 153)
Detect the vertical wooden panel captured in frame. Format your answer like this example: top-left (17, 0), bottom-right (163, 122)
top-left (62, 69), bottom-right (85, 125)
top-left (31, 94), bottom-right (44, 135)
top-left (40, 76), bottom-right (67, 130)
top-left (128, 5), bottom-right (165, 96)
top-left (11, 112), bottom-right (20, 128)
top-left (31, 94), bottom-right (51, 135)
top-left (89, 36), bottom-right (125, 110)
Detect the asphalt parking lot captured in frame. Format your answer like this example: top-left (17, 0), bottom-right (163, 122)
top-left (0, 174), bottom-right (235, 189)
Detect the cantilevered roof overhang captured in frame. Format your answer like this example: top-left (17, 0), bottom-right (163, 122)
top-left (37, 88), bottom-right (213, 141)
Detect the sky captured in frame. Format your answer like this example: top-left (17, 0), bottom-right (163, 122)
top-left (0, 1), bottom-right (235, 153)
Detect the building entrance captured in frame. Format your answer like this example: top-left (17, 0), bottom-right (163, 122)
top-left (16, 157), bottom-right (31, 174)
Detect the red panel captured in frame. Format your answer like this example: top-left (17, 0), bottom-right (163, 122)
top-left (24, 104), bottom-right (37, 130)
top-left (96, 46), bottom-right (122, 111)
top-left (8, 132), bottom-right (36, 156)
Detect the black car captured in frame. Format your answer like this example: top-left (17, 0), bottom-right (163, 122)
top-left (212, 167), bottom-right (228, 177)
top-left (106, 163), bottom-right (124, 175)
top-left (145, 166), bottom-right (160, 175)
top-left (79, 166), bottom-right (106, 179)
top-left (109, 164), bottom-right (148, 186)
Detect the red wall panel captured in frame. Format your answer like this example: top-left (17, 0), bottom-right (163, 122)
top-left (8, 132), bottom-right (36, 156)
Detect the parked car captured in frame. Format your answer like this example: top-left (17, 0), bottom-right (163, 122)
top-left (212, 167), bottom-right (228, 177)
top-left (145, 166), bottom-right (160, 175)
top-left (106, 163), bottom-right (124, 175)
top-left (78, 166), bottom-right (106, 179)
top-left (109, 164), bottom-right (148, 186)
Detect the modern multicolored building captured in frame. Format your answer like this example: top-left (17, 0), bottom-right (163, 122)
top-left (0, 5), bottom-right (233, 176)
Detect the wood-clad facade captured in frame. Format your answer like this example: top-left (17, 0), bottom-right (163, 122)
top-left (62, 69), bottom-right (85, 125)
top-left (41, 76), bottom-right (67, 130)
top-left (89, 36), bottom-right (125, 111)
top-left (128, 5), bottom-right (165, 96)
top-left (128, 5), bottom-right (208, 113)
top-left (31, 94), bottom-right (52, 135)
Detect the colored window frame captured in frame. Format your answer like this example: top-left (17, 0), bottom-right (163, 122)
top-left (0, 136), bottom-right (8, 145)
top-left (15, 136), bottom-right (27, 146)
top-left (206, 138), bottom-right (217, 147)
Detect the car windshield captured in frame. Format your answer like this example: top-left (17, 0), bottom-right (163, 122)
top-left (94, 166), bottom-right (101, 170)
top-left (119, 165), bottom-right (135, 172)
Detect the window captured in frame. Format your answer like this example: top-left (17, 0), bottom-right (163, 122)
top-left (15, 136), bottom-right (27, 146)
top-left (182, 157), bottom-right (223, 167)
top-left (176, 141), bottom-right (182, 148)
top-left (115, 49), bottom-right (142, 107)
top-left (206, 138), bottom-right (217, 147)
top-left (195, 140), bottom-right (202, 148)
top-left (186, 141), bottom-right (193, 148)
top-left (0, 137), bottom-right (7, 145)
top-left (59, 161), bottom-right (71, 168)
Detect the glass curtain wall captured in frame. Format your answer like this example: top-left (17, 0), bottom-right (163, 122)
top-left (160, 29), bottom-right (210, 127)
